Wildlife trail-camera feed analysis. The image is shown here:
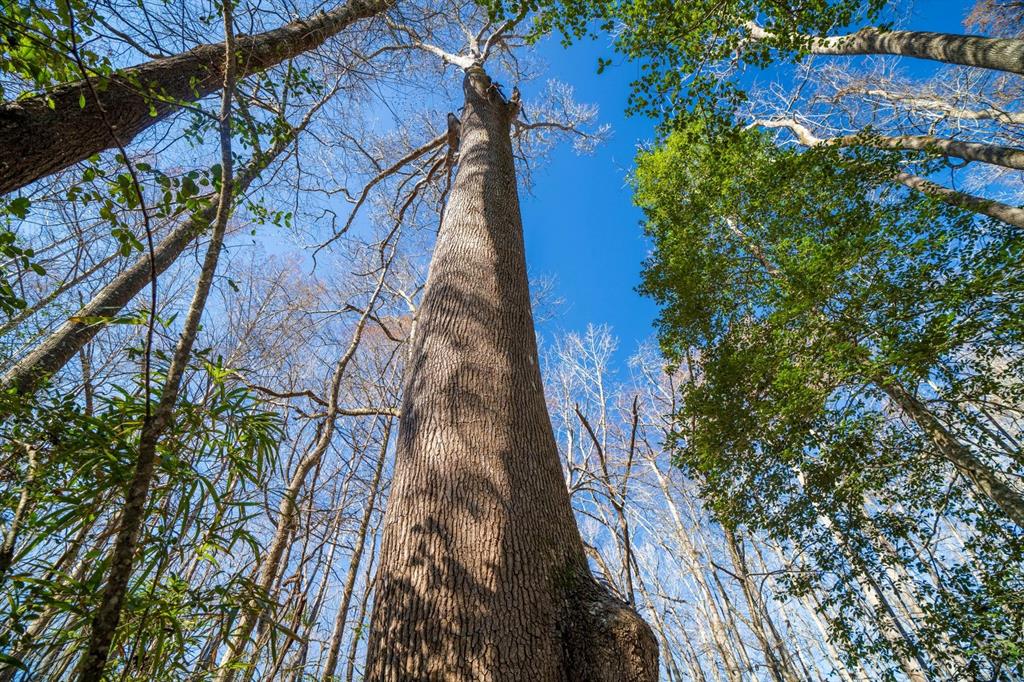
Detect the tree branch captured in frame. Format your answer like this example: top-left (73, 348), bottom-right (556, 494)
top-left (755, 118), bottom-right (1024, 229)
top-left (745, 22), bottom-right (1024, 75)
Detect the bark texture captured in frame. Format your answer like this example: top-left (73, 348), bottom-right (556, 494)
top-left (0, 0), bottom-right (389, 196)
top-left (748, 23), bottom-right (1024, 74)
top-left (365, 67), bottom-right (658, 681)
top-left (812, 28), bottom-right (1024, 74)
top-left (837, 133), bottom-right (1024, 171)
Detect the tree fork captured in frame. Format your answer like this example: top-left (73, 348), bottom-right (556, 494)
top-left (364, 66), bottom-right (657, 681)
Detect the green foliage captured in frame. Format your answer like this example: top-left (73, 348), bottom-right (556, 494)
top-left (0, 0), bottom-right (391, 678)
top-left (533, 0), bottom-right (886, 115)
top-left (616, 0), bottom-right (887, 114)
top-left (0, 0), bottom-right (113, 99)
top-left (0, 198), bottom-right (46, 317)
top-left (635, 121), bottom-right (1024, 676)
top-left (0, 359), bottom-right (282, 679)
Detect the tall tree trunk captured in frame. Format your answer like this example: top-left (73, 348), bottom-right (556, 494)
top-left (364, 66), bottom-right (657, 681)
top-left (646, 458), bottom-right (744, 681)
top-left (0, 0), bottom-right (389, 195)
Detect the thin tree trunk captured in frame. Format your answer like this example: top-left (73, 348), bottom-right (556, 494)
top-left (766, 592), bottom-right (816, 682)
top-left (754, 119), bottom-right (1024, 229)
top-left (894, 172), bottom-right (1024, 229)
top-left (723, 527), bottom-right (801, 682)
top-left (766, 546), bottom-right (865, 682)
top-left (875, 375), bottom-right (1024, 527)
top-left (74, 20), bottom-right (237, 677)
top-left (702, 536), bottom-right (755, 677)
top-left (870, 531), bottom-right (969, 678)
top-left (632, 577), bottom-right (686, 682)
top-left (364, 66), bottom-right (657, 681)
top-left (344, 530), bottom-right (380, 682)
top-left (799, 588), bottom-right (864, 682)
top-left (0, 112), bottom-right (313, 413)
top-left (574, 400), bottom-right (639, 606)
top-left (793, 471), bottom-right (932, 682)
top-left (263, 588), bottom-right (306, 681)
top-left (747, 23), bottom-right (1024, 74)
top-left (0, 0), bottom-right (389, 195)
top-left (212, 262), bottom-right (391, 682)
top-left (0, 443), bottom-right (38, 585)
top-left (322, 419), bottom-right (392, 681)
top-left (646, 458), bottom-right (744, 681)
top-left (816, 133), bottom-right (1024, 170)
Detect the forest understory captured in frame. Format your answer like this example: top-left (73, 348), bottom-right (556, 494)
top-left (0, 0), bottom-right (1022, 680)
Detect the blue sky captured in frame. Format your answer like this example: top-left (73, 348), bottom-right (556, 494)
top-left (521, 35), bottom-right (657, 357)
top-left (518, 0), bottom-right (974, 363)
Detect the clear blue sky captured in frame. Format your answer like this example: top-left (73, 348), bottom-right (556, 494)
top-left (520, 34), bottom-right (657, 357)
top-left (519, 0), bottom-right (973, 363)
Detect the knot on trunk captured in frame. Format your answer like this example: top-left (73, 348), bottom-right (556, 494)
top-left (560, 577), bottom-right (659, 682)
top-left (464, 67), bottom-right (520, 121)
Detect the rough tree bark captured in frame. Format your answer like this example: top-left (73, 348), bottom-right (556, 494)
top-left (0, 0), bottom-right (389, 196)
top-left (364, 66), bottom-right (658, 681)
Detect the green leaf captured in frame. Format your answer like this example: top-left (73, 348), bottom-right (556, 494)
top-left (7, 197), bottom-right (31, 219)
